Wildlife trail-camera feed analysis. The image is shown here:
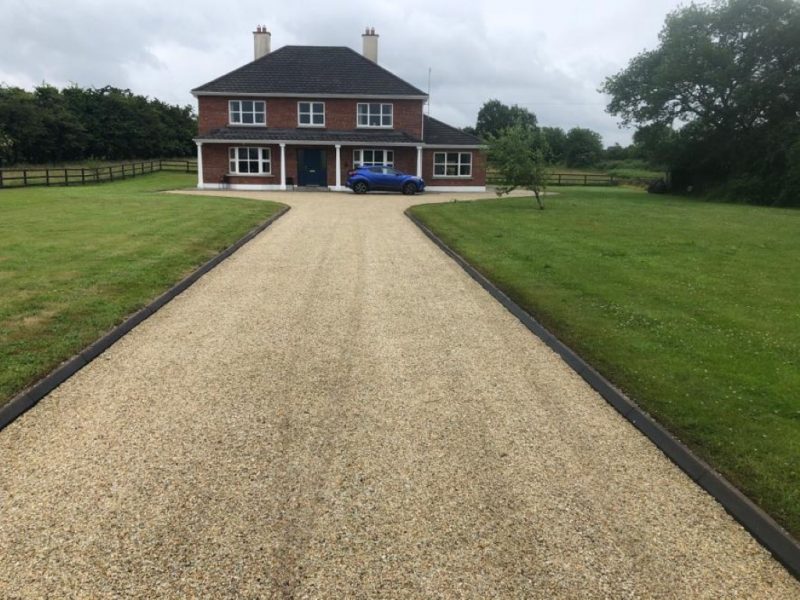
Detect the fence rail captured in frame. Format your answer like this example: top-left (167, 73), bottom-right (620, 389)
top-left (0, 160), bottom-right (197, 189)
top-left (487, 172), bottom-right (618, 187)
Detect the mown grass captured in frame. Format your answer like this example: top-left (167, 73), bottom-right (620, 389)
top-left (409, 187), bottom-right (800, 537)
top-left (0, 172), bottom-right (284, 406)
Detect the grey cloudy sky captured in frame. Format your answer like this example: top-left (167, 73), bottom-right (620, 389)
top-left (0, 0), bottom-right (686, 145)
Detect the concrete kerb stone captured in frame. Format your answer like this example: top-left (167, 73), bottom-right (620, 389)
top-left (404, 207), bottom-right (800, 581)
top-left (0, 205), bottom-right (290, 434)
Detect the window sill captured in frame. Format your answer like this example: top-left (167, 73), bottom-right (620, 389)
top-left (227, 172), bottom-right (275, 177)
top-left (433, 175), bottom-right (473, 179)
top-left (356, 126), bottom-right (394, 130)
top-left (228, 123), bottom-right (268, 127)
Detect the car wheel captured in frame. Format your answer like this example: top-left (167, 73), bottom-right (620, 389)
top-left (353, 181), bottom-right (368, 194)
top-left (402, 182), bottom-right (417, 195)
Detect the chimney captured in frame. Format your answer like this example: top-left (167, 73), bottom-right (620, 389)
top-left (362, 27), bottom-right (378, 63)
top-left (253, 25), bottom-right (271, 60)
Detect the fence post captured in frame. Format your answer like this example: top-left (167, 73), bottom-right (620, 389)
top-left (558, 174), bottom-right (562, 185)
top-left (95, 168), bottom-right (100, 183)
top-left (109, 166), bottom-right (114, 181)
top-left (584, 174), bottom-right (588, 185)
top-left (81, 168), bottom-right (86, 184)
top-left (0, 169), bottom-right (3, 188)
top-left (64, 169), bottom-right (69, 186)
top-left (46, 169), bottom-right (50, 186)
top-left (23, 170), bottom-right (28, 186)
top-left (185, 161), bottom-right (189, 173)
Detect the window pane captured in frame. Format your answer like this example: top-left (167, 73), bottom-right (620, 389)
top-left (313, 102), bottom-right (323, 113)
top-left (255, 112), bottom-right (265, 123)
top-left (369, 115), bottom-right (380, 126)
top-left (459, 164), bottom-right (471, 176)
top-left (262, 161), bottom-right (270, 173)
top-left (231, 101), bottom-right (240, 111)
top-left (312, 114), bottom-right (324, 124)
top-left (369, 103), bottom-right (380, 113)
top-left (241, 113), bottom-right (253, 124)
top-left (358, 104), bottom-right (367, 115)
top-left (434, 153), bottom-right (445, 165)
top-left (299, 102), bottom-right (309, 113)
top-left (382, 115), bottom-right (391, 126)
top-left (358, 114), bottom-right (367, 125)
top-left (434, 165), bottom-right (445, 175)
top-left (446, 165), bottom-right (457, 176)
top-left (229, 160), bottom-right (236, 172)
top-left (229, 148), bottom-right (235, 159)
top-left (387, 151), bottom-right (394, 162)
top-left (299, 113), bottom-right (310, 124)
top-left (447, 153), bottom-right (458, 163)
top-left (461, 153), bottom-right (471, 165)
top-left (248, 160), bottom-right (259, 172)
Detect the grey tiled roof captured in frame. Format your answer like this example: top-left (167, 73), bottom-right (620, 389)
top-left (192, 46), bottom-right (427, 97)
top-left (196, 126), bottom-right (423, 144)
top-left (423, 116), bottom-right (483, 146)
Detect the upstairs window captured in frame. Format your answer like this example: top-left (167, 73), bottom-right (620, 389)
top-left (229, 147), bottom-right (271, 174)
top-left (353, 149), bottom-right (394, 167)
top-left (229, 100), bottom-right (266, 125)
top-left (433, 152), bottom-right (472, 177)
top-left (298, 102), bottom-right (325, 126)
top-left (357, 103), bottom-right (393, 128)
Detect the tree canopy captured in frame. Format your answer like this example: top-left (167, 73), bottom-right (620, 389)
top-left (601, 0), bottom-right (800, 205)
top-left (476, 99), bottom-right (538, 139)
top-left (0, 84), bottom-right (197, 165)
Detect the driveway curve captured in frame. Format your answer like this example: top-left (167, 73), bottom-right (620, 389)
top-left (1, 190), bottom-right (797, 598)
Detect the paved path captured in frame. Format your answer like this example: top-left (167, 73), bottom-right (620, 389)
top-left (1, 190), bottom-right (797, 598)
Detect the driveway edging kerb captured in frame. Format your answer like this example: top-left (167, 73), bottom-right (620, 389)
top-left (404, 207), bottom-right (800, 581)
top-left (0, 205), bottom-right (290, 433)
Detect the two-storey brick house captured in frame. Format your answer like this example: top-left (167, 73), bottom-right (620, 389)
top-left (192, 28), bottom-right (486, 192)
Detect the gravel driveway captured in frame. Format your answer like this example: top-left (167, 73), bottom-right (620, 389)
top-left (1, 189), bottom-right (797, 598)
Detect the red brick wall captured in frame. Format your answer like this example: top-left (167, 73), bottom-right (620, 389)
top-left (201, 144), bottom-right (485, 188)
top-left (198, 96), bottom-right (424, 138)
top-left (422, 149), bottom-right (487, 186)
top-left (202, 143), bottom-right (281, 185)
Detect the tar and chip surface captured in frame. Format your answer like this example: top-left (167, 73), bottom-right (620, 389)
top-left (1, 190), bottom-right (798, 598)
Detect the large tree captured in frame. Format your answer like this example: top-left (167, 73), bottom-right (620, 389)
top-left (601, 0), bottom-right (800, 205)
top-left (476, 99), bottom-right (538, 139)
top-left (564, 127), bottom-right (603, 167)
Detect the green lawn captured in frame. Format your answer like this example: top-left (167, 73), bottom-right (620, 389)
top-left (0, 172), bottom-right (284, 406)
top-left (409, 187), bottom-right (800, 537)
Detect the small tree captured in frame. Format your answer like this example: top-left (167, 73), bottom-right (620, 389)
top-left (490, 125), bottom-right (549, 209)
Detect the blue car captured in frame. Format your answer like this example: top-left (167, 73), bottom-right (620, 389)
top-left (346, 165), bottom-right (425, 195)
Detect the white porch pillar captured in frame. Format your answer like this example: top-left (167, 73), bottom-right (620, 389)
top-left (335, 144), bottom-right (342, 190)
top-left (196, 142), bottom-right (204, 189)
top-left (416, 145), bottom-right (423, 178)
top-left (280, 143), bottom-right (287, 190)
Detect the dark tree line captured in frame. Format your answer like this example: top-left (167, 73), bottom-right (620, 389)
top-left (0, 84), bottom-right (197, 166)
top-left (602, 0), bottom-right (800, 206)
top-left (464, 99), bottom-right (606, 168)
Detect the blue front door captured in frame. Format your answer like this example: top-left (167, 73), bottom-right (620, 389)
top-left (297, 149), bottom-right (327, 186)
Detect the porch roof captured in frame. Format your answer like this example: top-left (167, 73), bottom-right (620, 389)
top-left (195, 126), bottom-right (423, 146)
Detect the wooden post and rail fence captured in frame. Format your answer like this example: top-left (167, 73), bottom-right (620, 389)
top-left (0, 160), bottom-right (197, 189)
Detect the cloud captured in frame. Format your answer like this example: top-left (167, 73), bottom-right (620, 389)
top-left (0, 0), bottom-right (684, 145)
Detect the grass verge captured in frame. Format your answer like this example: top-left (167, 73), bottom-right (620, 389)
top-left (409, 187), bottom-right (800, 538)
top-left (0, 172), bottom-right (284, 406)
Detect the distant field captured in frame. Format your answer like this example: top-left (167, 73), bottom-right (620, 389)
top-left (0, 172), bottom-right (283, 406)
top-left (409, 187), bottom-right (800, 538)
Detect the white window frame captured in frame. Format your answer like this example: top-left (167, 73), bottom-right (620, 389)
top-left (228, 147), bottom-right (272, 175)
top-left (229, 99), bottom-right (266, 126)
top-left (297, 101), bottom-right (325, 127)
top-left (353, 149), bottom-right (394, 167)
top-left (433, 152), bottom-right (472, 178)
top-left (357, 103), bottom-right (393, 128)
